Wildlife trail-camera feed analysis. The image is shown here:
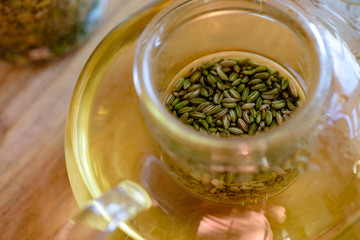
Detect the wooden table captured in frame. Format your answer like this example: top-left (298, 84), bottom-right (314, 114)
top-left (0, 1), bottom-right (149, 239)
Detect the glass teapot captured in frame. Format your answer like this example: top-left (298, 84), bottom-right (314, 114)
top-left (64, 0), bottom-right (360, 239)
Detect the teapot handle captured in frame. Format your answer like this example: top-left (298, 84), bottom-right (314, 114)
top-left (57, 180), bottom-right (151, 240)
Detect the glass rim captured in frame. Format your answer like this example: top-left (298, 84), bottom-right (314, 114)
top-left (134, 0), bottom-right (332, 151)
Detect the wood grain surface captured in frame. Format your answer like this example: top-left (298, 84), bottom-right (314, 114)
top-left (0, 1), bottom-right (149, 239)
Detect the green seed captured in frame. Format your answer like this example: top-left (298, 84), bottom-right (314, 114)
top-left (242, 87), bottom-right (250, 101)
top-left (188, 84), bottom-right (202, 92)
top-left (259, 104), bottom-right (270, 111)
top-left (199, 119), bottom-right (209, 130)
top-left (282, 109), bottom-right (293, 115)
top-left (252, 83), bottom-right (266, 90)
top-left (229, 109), bottom-right (237, 122)
top-left (235, 105), bottom-right (242, 118)
top-left (265, 110), bottom-right (273, 125)
top-left (171, 98), bottom-right (180, 106)
top-left (296, 99), bottom-right (303, 108)
top-left (217, 82), bottom-right (225, 90)
top-left (253, 66), bottom-right (267, 73)
top-left (223, 90), bottom-right (231, 98)
top-left (236, 58), bottom-right (250, 66)
top-left (220, 60), bottom-right (237, 67)
top-left (196, 101), bottom-right (211, 111)
top-left (222, 98), bottom-right (238, 103)
top-left (270, 120), bottom-right (277, 128)
top-left (288, 80), bottom-right (298, 97)
top-left (228, 127), bottom-right (243, 135)
top-left (206, 115), bottom-right (213, 124)
top-left (276, 112), bottom-right (284, 125)
top-left (229, 88), bottom-right (241, 99)
top-left (281, 79), bottom-right (289, 90)
top-left (202, 69), bottom-right (209, 76)
top-left (261, 110), bottom-right (266, 120)
top-left (248, 78), bottom-right (263, 85)
top-left (166, 94), bottom-right (175, 106)
top-left (178, 106), bottom-right (193, 114)
top-left (205, 87), bottom-right (214, 96)
top-left (222, 67), bottom-right (231, 73)
top-left (241, 76), bottom-right (249, 83)
top-left (183, 91), bottom-right (194, 99)
top-left (241, 103), bottom-right (255, 110)
top-left (223, 115), bottom-right (230, 129)
top-left (254, 72), bottom-right (269, 79)
top-left (183, 79), bottom-right (191, 89)
top-left (229, 72), bottom-right (239, 81)
top-left (190, 98), bottom-right (207, 104)
top-left (247, 91), bottom-right (260, 103)
top-left (206, 105), bottom-right (222, 115)
top-left (185, 118), bottom-right (193, 124)
top-left (200, 88), bottom-right (209, 97)
top-left (255, 97), bottom-right (262, 110)
top-left (233, 65), bottom-right (241, 73)
top-left (250, 108), bottom-right (257, 118)
top-left (180, 112), bottom-right (189, 122)
top-left (282, 91), bottom-right (289, 99)
top-left (258, 86), bottom-right (269, 92)
top-left (193, 122), bottom-right (200, 130)
top-left (190, 112), bottom-right (206, 119)
top-left (249, 59), bottom-right (261, 67)
top-left (216, 67), bottom-right (229, 80)
top-left (261, 94), bottom-right (277, 100)
top-left (287, 100), bottom-right (297, 111)
top-left (237, 83), bottom-right (246, 93)
top-left (249, 123), bottom-right (258, 136)
top-left (213, 92), bottom-right (221, 104)
top-left (185, 67), bottom-right (197, 78)
top-left (174, 100), bottom-right (189, 110)
top-left (266, 78), bottom-right (272, 86)
top-left (263, 88), bottom-right (279, 95)
top-left (271, 101), bottom-right (286, 109)
top-left (243, 70), bottom-right (255, 75)
top-left (271, 76), bottom-right (280, 82)
top-left (207, 75), bottom-right (217, 87)
top-left (249, 114), bottom-right (255, 123)
top-left (208, 127), bottom-right (217, 133)
top-left (274, 82), bottom-right (282, 91)
top-left (214, 108), bottom-right (228, 118)
top-left (256, 112), bottom-right (261, 124)
top-left (173, 78), bottom-right (185, 91)
top-left (263, 100), bottom-right (272, 105)
top-left (238, 118), bottom-right (249, 132)
top-left (243, 111), bottom-right (251, 124)
top-left (223, 103), bottom-right (237, 108)
top-left (231, 78), bottom-right (242, 86)
top-left (190, 71), bottom-right (202, 83)
top-left (272, 109), bottom-right (277, 117)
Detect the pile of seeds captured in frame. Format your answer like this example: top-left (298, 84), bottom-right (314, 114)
top-left (165, 58), bottom-right (303, 136)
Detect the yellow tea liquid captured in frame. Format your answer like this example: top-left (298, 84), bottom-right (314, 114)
top-left (66, 46), bottom-right (360, 240)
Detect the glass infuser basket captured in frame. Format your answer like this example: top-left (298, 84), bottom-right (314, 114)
top-left (64, 0), bottom-right (360, 239)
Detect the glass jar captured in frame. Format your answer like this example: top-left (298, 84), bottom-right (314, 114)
top-left (135, 0), bottom-right (330, 206)
top-left (65, 0), bottom-right (360, 239)
top-left (0, 0), bottom-right (106, 64)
